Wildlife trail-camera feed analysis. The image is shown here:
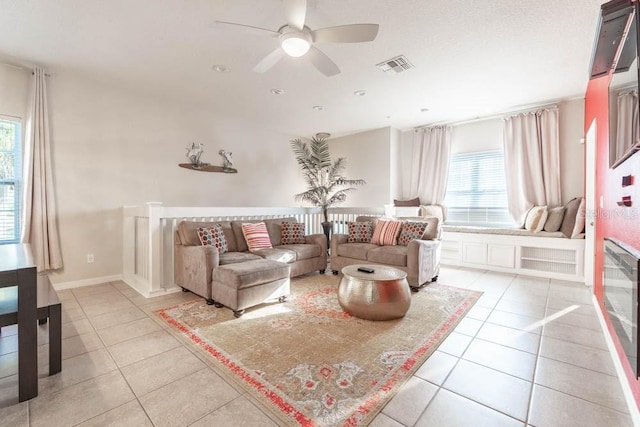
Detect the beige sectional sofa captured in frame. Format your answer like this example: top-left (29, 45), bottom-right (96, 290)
top-left (330, 216), bottom-right (441, 291)
top-left (175, 217), bottom-right (327, 304)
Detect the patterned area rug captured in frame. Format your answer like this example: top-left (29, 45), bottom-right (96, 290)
top-left (155, 274), bottom-right (480, 426)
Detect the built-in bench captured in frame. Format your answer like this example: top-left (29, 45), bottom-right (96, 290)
top-left (0, 274), bottom-right (62, 375)
top-left (441, 225), bottom-right (585, 282)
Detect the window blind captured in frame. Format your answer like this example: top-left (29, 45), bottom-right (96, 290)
top-left (443, 149), bottom-right (515, 227)
top-left (0, 118), bottom-right (22, 244)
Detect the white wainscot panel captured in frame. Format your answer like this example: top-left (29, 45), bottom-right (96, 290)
top-left (462, 242), bottom-right (488, 265)
top-left (488, 244), bottom-right (515, 268)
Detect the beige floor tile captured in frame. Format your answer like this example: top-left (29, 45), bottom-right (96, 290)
top-left (437, 332), bottom-right (473, 357)
top-left (539, 336), bottom-right (617, 376)
top-left (0, 401), bottom-right (28, 427)
top-left (61, 306), bottom-right (86, 324)
top-left (415, 350), bottom-right (459, 385)
top-left (416, 388), bottom-right (524, 427)
top-left (0, 352), bottom-right (17, 379)
top-left (62, 318), bottom-right (95, 339)
top-left (475, 294), bottom-right (500, 309)
top-left (382, 376), bottom-right (438, 426)
top-left (443, 360), bottom-right (531, 421)
top-left (546, 298), bottom-right (595, 316)
top-left (118, 288), bottom-right (140, 299)
top-left (83, 299), bottom-right (137, 317)
top-left (369, 412), bottom-right (405, 427)
top-left (543, 309), bottom-right (602, 331)
top-left (534, 356), bottom-right (628, 413)
top-left (529, 385), bottom-right (632, 427)
top-left (547, 289), bottom-right (592, 305)
top-left (88, 306), bottom-right (148, 330)
top-left (0, 335), bottom-right (18, 356)
top-left (111, 280), bottom-right (132, 291)
top-left (62, 331), bottom-right (104, 359)
top-left (463, 339), bottom-right (536, 381)
top-left (97, 317), bottom-right (162, 346)
top-left (500, 292), bottom-right (548, 307)
top-left (466, 305), bottom-right (492, 321)
top-left (29, 370), bottom-right (135, 427)
top-left (138, 295), bottom-right (199, 313)
top-left (108, 330), bottom-right (180, 367)
top-left (60, 298), bottom-right (80, 310)
top-left (0, 325), bottom-right (17, 336)
top-left (494, 299), bottom-right (547, 318)
top-left (542, 321), bottom-right (608, 351)
top-left (38, 348), bottom-right (117, 395)
top-left (56, 289), bottom-right (76, 301)
top-left (120, 346), bottom-right (206, 397)
top-left (190, 396), bottom-right (278, 427)
top-left (486, 310), bottom-right (543, 334)
top-left (139, 368), bottom-right (239, 427)
top-left (76, 291), bottom-right (131, 307)
top-left (76, 400), bottom-right (153, 426)
top-left (476, 322), bottom-right (541, 354)
top-left (72, 283), bottom-right (118, 298)
top-left (453, 317), bottom-right (483, 337)
top-left (0, 375), bottom-right (18, 408)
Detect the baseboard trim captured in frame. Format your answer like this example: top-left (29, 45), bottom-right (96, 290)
top-left (52, 274), bottom-right (124, 291)
top-left (592, 295), bottom-right (640, 426)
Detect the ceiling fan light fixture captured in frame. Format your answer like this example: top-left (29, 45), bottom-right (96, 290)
top-left (280, 31), bottom-right (312, 57)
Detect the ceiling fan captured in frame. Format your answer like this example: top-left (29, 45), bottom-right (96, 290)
top-left (213, 0), bottom-right (379, 76)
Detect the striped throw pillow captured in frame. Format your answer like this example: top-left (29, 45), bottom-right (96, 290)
top-left (241, 222), bottom-right (273, 252)
top-left (371, 219), bottom-right (403, 246)
top-left (196, 225), bottom-right (228, 254)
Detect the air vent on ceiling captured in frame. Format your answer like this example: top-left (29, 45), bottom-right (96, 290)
top-left (376, 55), bottom-right (414, 73)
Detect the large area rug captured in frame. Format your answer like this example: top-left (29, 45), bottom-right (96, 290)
top-left (155, 274), bottom-right (481, 426)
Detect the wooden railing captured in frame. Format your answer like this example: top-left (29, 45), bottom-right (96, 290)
top-left (122, 203), bottom-right (384, 297)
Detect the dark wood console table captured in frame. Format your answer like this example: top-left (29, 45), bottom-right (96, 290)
top-left (0, 244), bottom-right (38, 401)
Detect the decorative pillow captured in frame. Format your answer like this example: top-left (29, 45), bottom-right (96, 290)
top-left (560, 197), bottom-right (583, 238)
top-left (571, 198), bottom-right (586, 238)
top-left (543, 206), bottom-right (566, 232)
top-left (394, 197), bottom-right (420, 207)
top-left (524, 206), bottom-right (548, 233)
top-left (281, 222), bottom-right (306, 245)
top-left (196, 225), bottom-right (228, 254)
top-left (371, 219), bottom-right (403, 246)
top-left (347, 221), bottom-right (373, 243)
top-left (397, 221), bottom-right (428, 246)
top-left (241, 222), bottom-right (272, 252)
top-left (420, 205), bottom-right (445, 223)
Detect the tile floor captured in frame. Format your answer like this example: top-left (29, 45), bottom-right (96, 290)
top-left (0, 266), bottom-right (634, 426)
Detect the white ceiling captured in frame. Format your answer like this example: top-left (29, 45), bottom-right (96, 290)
top-left (0, 0), bottom-right (604, 138)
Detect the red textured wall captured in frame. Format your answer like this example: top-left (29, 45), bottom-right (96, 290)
top-left (585, 75), bottom-right (640, 404)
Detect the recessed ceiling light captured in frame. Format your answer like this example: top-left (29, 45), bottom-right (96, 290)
top-left (385, 116), bottom-right (391, 119)
top-left (353, 90), bottom-right (367, 96)
top-left (270, 88), bottom-right (285, 95)
top-left (313, 105), bottom-right (324, 111)
top-left (212, 65), bottom-right (230, 73)
top-left (420, 108), bottom-right (430, 113)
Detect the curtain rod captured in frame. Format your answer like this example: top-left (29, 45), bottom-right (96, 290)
top-left (0, 60), bottom-right (51, 76)
top-left (416, 101), bottom-right (561, 129)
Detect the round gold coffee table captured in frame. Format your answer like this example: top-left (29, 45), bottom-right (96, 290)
top-left (338, 264), bottom-right (411, 321)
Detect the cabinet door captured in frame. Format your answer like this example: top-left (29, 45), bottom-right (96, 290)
top-left (462, 242), bottom-right (488, 265)
top-left (488, 244), bottom-right (515, 268)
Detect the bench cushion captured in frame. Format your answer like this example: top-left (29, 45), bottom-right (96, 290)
top-left (213, 259), bottom-right (290, 290)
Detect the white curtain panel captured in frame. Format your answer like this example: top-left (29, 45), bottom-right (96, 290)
top-left (616, 91), bottom-right (639, 160)
top-left (21, 67), bottom-right (63, 271)
top-left (503, 108), bottom-right (561, 226)
top-left (409, 126), bottom-right (452, 205)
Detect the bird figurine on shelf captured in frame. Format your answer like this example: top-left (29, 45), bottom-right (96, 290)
top-left (219, 150), bottom-right (233, 171)
top-left (186, 142), bottom-right (205, 168)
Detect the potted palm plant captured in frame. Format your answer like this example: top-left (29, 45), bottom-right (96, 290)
top-left (290, 136), bottom-right (365, 244)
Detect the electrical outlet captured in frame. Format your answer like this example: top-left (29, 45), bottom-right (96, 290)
top-left (87, 254), bottom-right (94, 264)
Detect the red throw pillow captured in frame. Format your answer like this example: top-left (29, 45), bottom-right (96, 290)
top-left (371, 219), bottom-right (403, 246)
top-left (241, 222), bottom-right (273, 252)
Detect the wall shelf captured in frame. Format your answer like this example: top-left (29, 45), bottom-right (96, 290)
top-left (178, 163), bottom-right (237, 174)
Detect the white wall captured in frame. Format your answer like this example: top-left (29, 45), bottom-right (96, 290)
top-left (4, 69), bottom-right (303, 285)
top-left (0, 65), bottom-right (29, 119)
top-left (328, 127), bottom-right (392, 207)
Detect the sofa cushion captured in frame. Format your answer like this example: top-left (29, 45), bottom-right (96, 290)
top-left (371, 219), bottom-right (403, 246)
top-left (178, 220), bottom-right (237, 251)
top-left (252, 247), bottom-right (297, 263)
top-left (348, 221), bottom-right (373, 243)
top-left (366, 245), bottom-right (408, 266)
top-left (242, 222), bottom-right (273, 252)
top-left (281, 222), bottom-right (306, 245)
top-left (279, 244), bottom-right (322, 260)
top-left (197, 225), bottom-right (228, 253)
top-left (420, 204), bottom-right (447, 223)
top-left (337, 243), bottom-right (379, 260)
top-left (219, 252), bottom-right (263, 265)
top-left (394, 197), bottom-right (420, 207)
top-left (397, 221), bottom-right (428, 246)
top-left (213, 259), bottom-right (290, 290)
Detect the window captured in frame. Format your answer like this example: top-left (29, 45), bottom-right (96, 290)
top-left (443, 149), bottom-right (514, 227)
top-left (0, 117), bottom-right (22, 244)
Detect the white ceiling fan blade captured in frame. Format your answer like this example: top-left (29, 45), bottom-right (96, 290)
top-left (307, 46), bottom-right (340, 77)
top-left (211, 21), bottom-right (278, 37)
top-left (282, 0), bottom-right (307, 30)
top-left (253, 48), bottom-right (286, 73)
top-left (312, 24), bottom-right (379, 43)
